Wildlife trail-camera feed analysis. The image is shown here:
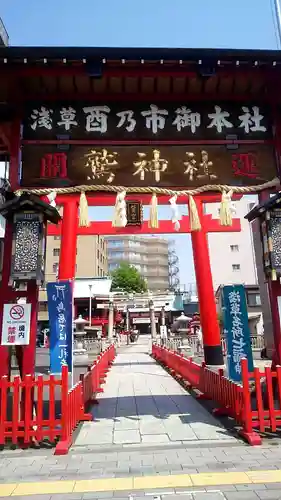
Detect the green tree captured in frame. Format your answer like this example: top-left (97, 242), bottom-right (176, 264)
top-left (111, 262), bottom-right (148, 294)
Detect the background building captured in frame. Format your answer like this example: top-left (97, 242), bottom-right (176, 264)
top-left (250, 211), bottom-right (274, 355)
top-left (44, 235), bottom-right (108, 282)
top-left (207, 196), bottom-right (258, 291)
top-left (206, 195), bottom-right (266, 340)
top-left (106, 235), bottom-right (170, 292)
top-left (38, 235), bottom-right (108, 324)
top-left (168, 240), bottom-right (180, 291)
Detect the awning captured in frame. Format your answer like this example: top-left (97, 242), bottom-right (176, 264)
top-left (73, 278), bottom-right (112, 298)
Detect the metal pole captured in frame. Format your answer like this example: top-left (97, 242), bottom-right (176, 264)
top-left (273, 0), bottom-right (281, 48)
top-left (89, 284), bottom-right (92, 327)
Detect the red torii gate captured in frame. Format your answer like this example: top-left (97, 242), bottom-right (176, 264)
top-left (47, 192), bottom-right (242, 367)
top-left (0, 44), bottom-right (280, 379)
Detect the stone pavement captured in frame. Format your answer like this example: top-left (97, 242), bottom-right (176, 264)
top-left (2, 337), bottom-right (281, 498)
top-left (2, 445), bottom-right (281, 499)
top-left (74, 337), bottom-right (236, 448)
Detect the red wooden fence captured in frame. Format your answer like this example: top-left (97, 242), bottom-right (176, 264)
top-left (0, 344), bottom-right (116, 454)
top-left (152, 343), bottom-right (281, 445)
top-left (80, 344), bottom-right (116, 407)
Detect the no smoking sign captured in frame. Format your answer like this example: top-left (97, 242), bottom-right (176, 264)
top-left (1, 303), bottom-right (31, 346)
top-left (9, 305), bottom-right (25, 320)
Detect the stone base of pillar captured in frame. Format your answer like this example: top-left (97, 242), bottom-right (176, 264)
top-left (73, 351), bottom-right (89, 365)
top-left (204, 345), bottom-right (224, 366)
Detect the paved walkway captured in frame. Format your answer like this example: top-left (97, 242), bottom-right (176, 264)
top-left (2, 338), bottom-right (281, 498)
top-left (74, 337), bottom-right (236, 448)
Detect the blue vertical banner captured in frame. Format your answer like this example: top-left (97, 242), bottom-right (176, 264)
top-left (47, 280), bottom-right (73, 374)
top-left (222, 284), bottom-right (254, 382)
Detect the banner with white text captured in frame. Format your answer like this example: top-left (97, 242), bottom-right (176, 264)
top-left (47, 280), bottom-right (73, 374)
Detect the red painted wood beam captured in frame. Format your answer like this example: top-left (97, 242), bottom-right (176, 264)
top-left (54, 193), bottom-right (243, 206)
top-left (20, 90), bottom-right (279, 104)
top-left (103, 68), bottom-right (273, 79)
top-left (47, 216), bottom-right (241, 236)
top-left (22, 139), bottom-right (272, 146)
top-left (1, 66), bottom-right (273, 79)
top-left (20, 92), bottom-right (274, 103)
top-left (0, 123), bottom-right (10, 150)
top-left (1, 66), bottom-right (87, 77)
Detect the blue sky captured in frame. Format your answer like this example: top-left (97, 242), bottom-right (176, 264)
top-left (1, 1), bottom-right (278, 286)
top-left (1, 0), bottom-right (279, 49)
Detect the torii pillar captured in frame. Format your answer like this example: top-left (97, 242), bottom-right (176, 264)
top-left (191, 196), bottom-right (226, 366)
top-left (57, 195), bottom-right (79, 281)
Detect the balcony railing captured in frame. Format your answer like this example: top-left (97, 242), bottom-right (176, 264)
top-left (108, 256), bottom-right (169, 268)
top-left (107, 244), bottom-right (168, 255)
top-left (144, 270), bottom-right (169, 277)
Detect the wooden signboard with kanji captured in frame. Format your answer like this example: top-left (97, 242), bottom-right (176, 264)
top-left (22, 102), bottom-right (272, 141)
top-left (21, 144), bottom-right (276, 189)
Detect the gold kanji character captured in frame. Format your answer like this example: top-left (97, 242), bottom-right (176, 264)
top-left (85, 148), bottom-right (118, 183)
top-left (183, 152), bottom-right (198, 181)
top-left (133, 149), bottom-right (168, 182)
top-left (197, 150), bottom-right (217, 180)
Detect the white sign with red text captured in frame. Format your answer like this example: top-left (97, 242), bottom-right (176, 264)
top-left (1, 304), bottom-right (31, 345)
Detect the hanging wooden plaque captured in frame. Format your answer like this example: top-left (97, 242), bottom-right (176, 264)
top-left (126, 200), bottom-right (143, 226)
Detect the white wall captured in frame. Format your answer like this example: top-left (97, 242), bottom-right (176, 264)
top-left (207, 196), bottom-right (258, 291)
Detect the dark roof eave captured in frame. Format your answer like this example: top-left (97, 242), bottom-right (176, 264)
top-left (0, 193), bottom-right (61, 224)
top-left (245, 191), bottom-right (281, 222)
top-left (1, 46), bottom-right (281, 65)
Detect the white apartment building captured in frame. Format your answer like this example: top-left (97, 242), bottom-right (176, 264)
top-left (207, 195), bottom-right (266, 337)
top-left (207, 196), bottom-right (258, 292)
top-left (106, 235), bottom-right (170, 292)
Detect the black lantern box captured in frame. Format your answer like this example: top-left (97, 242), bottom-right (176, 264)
top-left (245, 192), bottom-right (281, 281)
top-left (0, 192), bottom-right (61, 285)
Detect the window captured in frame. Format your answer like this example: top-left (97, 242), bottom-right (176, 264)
top-left (108, 251), bottom-right (124, 259)
top-left (230, 245), bottom-right (239, 252)
top-left (108, 240), bottom-right (123, 248)
top-left (52, 263), bottom-right (58, 274)
top-left (54, 235), bottom-right (61, 241)
top-left (247, 293), bottom-right (261, 307)
top-left (53, 248), bottom-right (60, 257)
top-left (109, 263), bottom-right (118, 271)
top-left (232, 264), bottom-right (240, 271)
